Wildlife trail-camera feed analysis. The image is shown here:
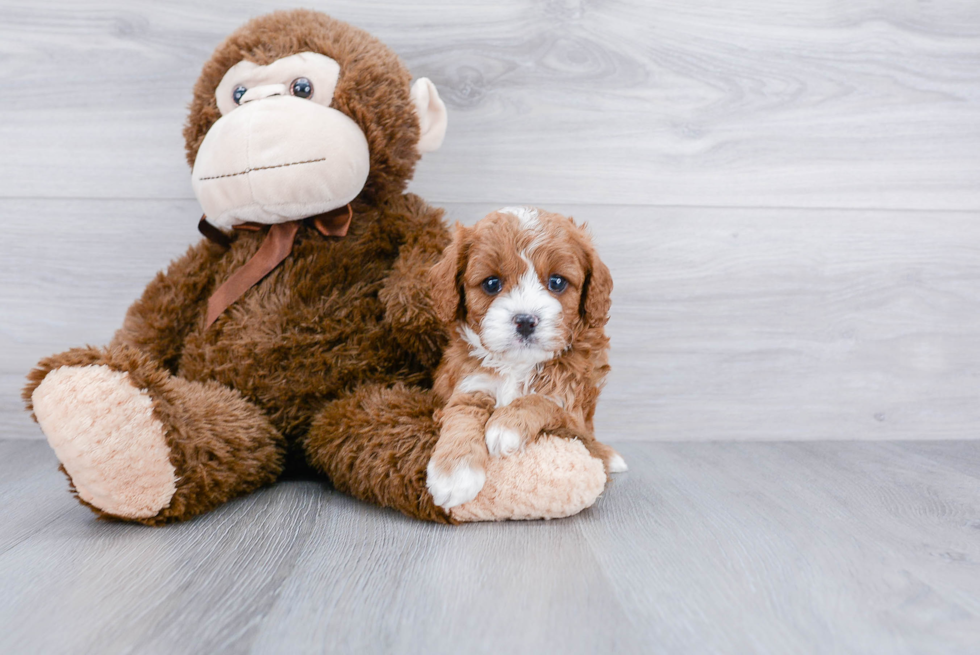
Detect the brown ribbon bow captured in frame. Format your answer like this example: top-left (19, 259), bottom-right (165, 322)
top-left (199, 204), bottom-right (353, 328)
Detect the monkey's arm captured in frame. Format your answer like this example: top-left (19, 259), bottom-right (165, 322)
top-left (111, 239), bottom-right (223, 373)
top-left (378, 194), bottom-right (451, 369)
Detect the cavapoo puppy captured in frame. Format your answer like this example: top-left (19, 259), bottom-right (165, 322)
top-left (426, 207), bottom-right (626, 510)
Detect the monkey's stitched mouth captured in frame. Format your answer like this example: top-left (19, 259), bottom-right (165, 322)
top-left (197, 157), bottom-right (328, 182)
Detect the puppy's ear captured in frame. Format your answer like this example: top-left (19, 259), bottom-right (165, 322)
top-left (428, 224), bottom-right (470, 324)
top-left (578, 230), bottom-right (613, 329)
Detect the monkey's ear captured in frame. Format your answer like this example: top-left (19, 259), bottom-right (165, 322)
top-left (411, 78), bottom-right (448, 153)
top-left (428, 224), bottom-right (469, 325)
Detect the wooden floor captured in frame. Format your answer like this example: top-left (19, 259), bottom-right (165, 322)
top-left (1, 438), bottom-right (978, 654)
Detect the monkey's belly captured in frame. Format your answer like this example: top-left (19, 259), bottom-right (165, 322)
top-left (176, 291), bottom-right (418, 436)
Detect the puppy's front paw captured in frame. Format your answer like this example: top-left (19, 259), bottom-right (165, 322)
top-left (426, 458), bottom-right (486, 510)
top-left (485, 421), bottom-right (524, 457)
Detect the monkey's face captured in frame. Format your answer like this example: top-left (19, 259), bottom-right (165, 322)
top-left (191, 52), bottom-right (368, 229)
top-left (190, 44), bottom-right (446, 230)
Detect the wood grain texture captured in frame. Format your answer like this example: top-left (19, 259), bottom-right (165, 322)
top-left (5, 200), bottom-right (979, 441)
top-left (2, 3), bottom-right (979, 440)
top-left (0, 0), bottom-right (978, 208)
top-left (1, 439), bottom-right (978, 654)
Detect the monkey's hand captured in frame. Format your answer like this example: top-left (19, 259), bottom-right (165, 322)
top-left (379, 195), bottom-right (451, 368)
top-left (380, 243), bottom-right (446, 356)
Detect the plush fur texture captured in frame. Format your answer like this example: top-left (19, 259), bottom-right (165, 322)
top-left (304, 382), bottom-right (451, 523)
top-left (26, 344), bottom-right (286, 525)
top-left (33, 365), bottom-right (177, 519)
top-left (425, 208), bottom-right (622, 516)
top-left (24, 11), bottom-right (610, 526)
top-left (183, 9), bottom-right (422, 203)
top-left (450, 435), bottom-right (606, 522)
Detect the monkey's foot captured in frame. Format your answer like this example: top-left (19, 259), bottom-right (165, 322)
top-left (32, 365), bottom-right (177, 519)
top-left (450, 435), bottom-right (606, 522)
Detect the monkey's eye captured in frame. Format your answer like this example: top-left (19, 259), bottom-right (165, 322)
top-left (548, 274), bottom-right (568, 293)
top-left (481, 276), bottom-right (502, 295)
top-left (290, 77), bottom-right (313, 99)
top-left (233, 85), bottom-right (247, 105)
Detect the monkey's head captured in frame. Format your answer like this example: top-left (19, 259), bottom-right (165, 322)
top-left (184, 10), bottom-right (447, 230)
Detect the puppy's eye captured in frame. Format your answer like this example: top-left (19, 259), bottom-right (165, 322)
top-left (233, 85), bottom-right (248, 104)
top-left (481, 276), bottom-right (502, 295)
top-left (548, 274), bottom-right (568, 293)
top-left (290, 77), bottom-right (313, 99)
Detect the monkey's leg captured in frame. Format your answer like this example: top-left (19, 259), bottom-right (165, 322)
top-left (452, 433), bottom-right (608, 522)
top-left (24, 345), bottom-right (285, 525)
top-left (303, 383), bottom-right (607, 523)
top-left (303, 382), bottom-right (452, 523)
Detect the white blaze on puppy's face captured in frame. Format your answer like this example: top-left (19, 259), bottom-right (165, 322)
top-left (498, 206), bottom-right (540, 230)
top-left (480, 253), bottom-right (562, 360)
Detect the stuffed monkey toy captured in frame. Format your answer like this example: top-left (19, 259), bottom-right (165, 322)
top-left (23, 9), bottom-right (608, 525)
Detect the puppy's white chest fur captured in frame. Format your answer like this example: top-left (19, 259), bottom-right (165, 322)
top-left (458, 368), bottom-right (537, 408)
top-left (457, 325), bottom-right (550, 407)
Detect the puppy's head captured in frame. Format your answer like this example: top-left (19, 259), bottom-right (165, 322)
top-left (429, 207), bottom-right (612, 364)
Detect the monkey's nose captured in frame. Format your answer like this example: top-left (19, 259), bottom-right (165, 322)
top-left (513, 314), bottom-right (539, 338)
top-left (240, 84), bottom-right (288, 104)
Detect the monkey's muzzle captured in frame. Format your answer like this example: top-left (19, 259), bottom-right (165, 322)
top-left (192, 95), bottom-right (370, 230)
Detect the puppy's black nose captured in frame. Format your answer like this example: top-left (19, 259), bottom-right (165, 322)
top-left (513, 314), bottom-right (538, 338)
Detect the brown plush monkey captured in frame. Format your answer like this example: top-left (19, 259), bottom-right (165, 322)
top-left (23, 9), bottom-right (607, 525)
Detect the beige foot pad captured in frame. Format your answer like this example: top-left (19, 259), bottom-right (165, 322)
top-left (32, 365), bottom-right (177, 519)
top-left (450, 435), bottom-right (606, 522)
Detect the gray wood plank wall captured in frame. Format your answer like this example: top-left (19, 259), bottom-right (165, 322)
top-left (2, 0), bottom-right (979, 441)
